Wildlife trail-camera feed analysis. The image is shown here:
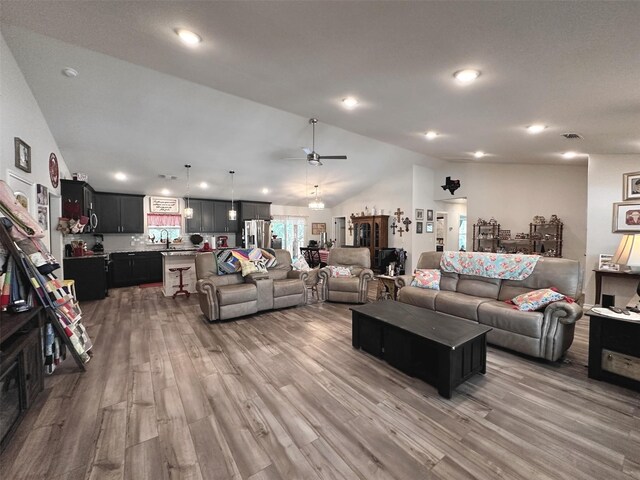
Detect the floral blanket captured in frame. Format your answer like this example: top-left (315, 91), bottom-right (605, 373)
top-left (440, 251), bottom-right (540, 281)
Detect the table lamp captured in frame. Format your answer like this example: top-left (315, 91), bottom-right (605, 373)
top-left (612, 234), bottom-right (640, 309)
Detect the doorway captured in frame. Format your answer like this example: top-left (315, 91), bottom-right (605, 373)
top-left (435, 212), bottom-right (447, 252)
top-left (333, 217), bottom-right (346, 247)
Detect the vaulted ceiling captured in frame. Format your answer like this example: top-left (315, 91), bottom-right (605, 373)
top-left (2, 1), bottom-right (638, 205)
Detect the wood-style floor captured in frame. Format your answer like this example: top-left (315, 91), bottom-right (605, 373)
top-left (1, 286), bottom-right (639, 480)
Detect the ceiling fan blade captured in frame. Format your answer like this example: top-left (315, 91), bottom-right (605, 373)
top-left (282, 157), bottom-right (307, 160)
top-left (302, 147), bottom-right (312, 155)
top-left (318, 155), bottom-right (347, 160)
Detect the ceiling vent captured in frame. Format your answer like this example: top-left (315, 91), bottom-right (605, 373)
top-left (158, 174), bottom-right (178, 180)
top-left (561, 133), bottom-right (583, 140)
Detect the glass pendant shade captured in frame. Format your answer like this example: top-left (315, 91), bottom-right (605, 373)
top-left (184, 207), bottom-right (194, 219)
top-left (309, 185), bottom-right (324, 210)
top-left (184, 164), bottom-right (192, 219)
top-left (228, 208), bottom-right (237, 221)
top-left (229, 170), bottom-right (236, 220)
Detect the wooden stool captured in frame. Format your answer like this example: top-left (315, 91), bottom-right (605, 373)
top-left (169, 267), bottom-right (191, 299)
top-left (62, 279), bottom-right (77, 300)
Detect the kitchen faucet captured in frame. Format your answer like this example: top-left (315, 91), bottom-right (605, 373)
top-left (160, 229), bottom-right (170, 249)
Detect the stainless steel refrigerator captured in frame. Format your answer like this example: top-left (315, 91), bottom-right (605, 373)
top-left (243, 220), bottom-right (271, 249)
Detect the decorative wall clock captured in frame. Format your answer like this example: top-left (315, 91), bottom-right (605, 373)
top-left (49, 153), bottom-right (59, 188)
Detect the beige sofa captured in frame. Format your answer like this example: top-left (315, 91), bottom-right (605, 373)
top-left (195, 249), bottom-right (307, 321)
top-left (395, 252), bottom-right (584, 361)
top-left (318, 247), bottom-right (374, 303)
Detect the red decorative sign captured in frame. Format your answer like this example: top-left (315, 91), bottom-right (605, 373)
top-left (49, 153), bottom-right (59, 188)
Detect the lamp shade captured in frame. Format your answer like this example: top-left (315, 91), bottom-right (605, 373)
top-left (612, 234), bottom-right (640, 271)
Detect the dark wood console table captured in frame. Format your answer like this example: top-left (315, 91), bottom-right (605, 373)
top-left (593, 269), bottom-right (640, 305)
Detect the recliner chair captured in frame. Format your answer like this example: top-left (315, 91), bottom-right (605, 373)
top-left (318, 247), bottom-right (373, 303)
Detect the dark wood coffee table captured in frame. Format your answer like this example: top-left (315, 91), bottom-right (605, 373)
top-left (351, 301), bottom-right (492, 398)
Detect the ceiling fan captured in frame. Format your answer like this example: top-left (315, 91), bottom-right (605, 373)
top-left (296, 118), bottom-right (347, 166)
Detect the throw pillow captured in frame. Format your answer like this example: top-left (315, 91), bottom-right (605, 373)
top-left (410, 269), bottom-right (441, 290)
top-left (509, 288), bottom-right (566, 311)
top-left (291, 256), bottom-right (311, 272)
top-left (329, 265), bottom-right (352, 278)
top-left (253, 258), bottom-right (268, 274)
top-left (239, 258), bottom-right (258, 277)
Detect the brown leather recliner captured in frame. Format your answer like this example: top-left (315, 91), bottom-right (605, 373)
top-left (318, 247), bottom-right (373, 303)
top-left (195, 249), bottom-right (307, 322)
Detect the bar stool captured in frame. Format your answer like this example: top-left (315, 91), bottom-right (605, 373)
top-left (169, 267), bottom-right (191, 299)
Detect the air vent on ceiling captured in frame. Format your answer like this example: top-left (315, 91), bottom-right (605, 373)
top-left (561, 133), bottom-right (583, 140)
top-left (158, 174), bottom-right (178, 180)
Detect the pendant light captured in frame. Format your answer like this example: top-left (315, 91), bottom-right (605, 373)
top-left (308, 185), bottom-right (325, 210)
top-left (184, 164), bottom-right (193, 219)
top-left (228, 170), bottom-right (237, 220)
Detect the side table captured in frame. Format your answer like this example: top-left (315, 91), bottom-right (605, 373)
top-left (376, 275), bottom-right (399, 301)
top-left (586, 310), bottom-right (640, 392)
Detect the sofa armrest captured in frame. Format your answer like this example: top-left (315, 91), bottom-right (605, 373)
top-left (540, 300), bottom-right (584, 361)
top-left (395, 274), bottom-right (414, 288)
top-left (544, 301), bottom-right (583, 325)
top-left (196, 278), bottom-right (219, 322)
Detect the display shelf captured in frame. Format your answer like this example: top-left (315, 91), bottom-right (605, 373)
top-left (472, 223), bottom-right (500, 253)
top-left (530, 222), bottom-right (563, 257)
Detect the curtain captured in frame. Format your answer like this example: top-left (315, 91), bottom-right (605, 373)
top-left (272, 215), bottom-right (306, 258)
top-left (147, 214), bottom-right (182, 227)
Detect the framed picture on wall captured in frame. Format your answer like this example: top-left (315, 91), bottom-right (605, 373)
top-left (416, 221), bottom-right (423, 234)
top-left (426, 209), bottom-right (434, 221)
top-left (415, 209), bottom-right (424, 220)
top-left (426, 222), bottom-right (434, 233)
top-left (623, 171), bottom-right (640, 201)
top-left (14, 137), bottom-right (31, 173)
top-left (311, 223), bottom-right (326, 234)
top-left (612, 201), bottom-right (640, 232)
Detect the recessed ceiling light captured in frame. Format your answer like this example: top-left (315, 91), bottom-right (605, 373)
top-left (453, 69), bottom-right (481, 84)
top-left (562, 151), bottom-right (577, 159)
top-left (425, 131), bottom-right (439, 140)
top-left (342, 97), bottom-right (359, 109)
top-left (474, 151), bottom-right (485, 158)
top-left (161, 188), bottom-right (171, 195)
top-left (527, 124), bottom-right (547, 134)
top-left (62, 67), bottom-right (78, 78)
top-left (175, 28), bottom-right (202, 46)
top-left (199, 182), bottom-right (208, 189)
top-left (262, 188), bottom-right (269, 194)
top-left (114, 172), bottom-right (126, 181)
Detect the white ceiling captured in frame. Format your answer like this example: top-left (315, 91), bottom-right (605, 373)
top-left (2, 1), bottom-right (639, 205)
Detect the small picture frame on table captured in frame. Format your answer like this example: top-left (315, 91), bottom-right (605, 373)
top-left (598, 254), bottom-right (619, 271)
top-left (416, 221), bottom-right (423, 234)
top-left (14, 137), bottom-right (31, 173)
top-left (426, 222), bottom-right (434, 233)
top-left (623, 171), bottom-right (640, 201)
top-left (426, 209), bottom-right (434, 221)
top-left (415, 209), bottom-right (424, 220)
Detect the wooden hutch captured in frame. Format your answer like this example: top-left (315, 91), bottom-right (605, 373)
top-left (351, 215), bottom-right (389, 270)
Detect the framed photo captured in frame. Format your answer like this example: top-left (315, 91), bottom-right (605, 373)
top-left (37, 206), bottom-right (48, 230)
top-left (623, 171), bottom-right (640, 201)
top-left (426, 222), bottom-right (434, 233)
top-left (598, 254), bottom-right (619, 271)
top-left (426, 209), bottom-right (434, 221)
top-left (416, 221), bottom-right (423, 234)
top-left (613, 201), bottom-right (640, 233)
top-left (312, 222), bottom-right (326, 234)
top-left (37, 184), bottom-right (48, 206)
top-left (415, 209), bottom-right (424, 220)
top-left (14, 137), bottom-right (31, 173)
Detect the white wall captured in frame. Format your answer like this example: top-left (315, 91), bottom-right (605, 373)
top-left (433, 162), bottom-right (588, 268)
top-left (585, 154), bottom-right (640, 305)
top-left (411, 165), bottom-right (437, 270)
top-left (0, 32), bottom-right (71, 263)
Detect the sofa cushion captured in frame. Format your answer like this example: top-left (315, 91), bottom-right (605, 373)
top-left (498, 257), bottom-right (582, 300)
top-left (328, 277), bottom-right (360, 293)
top-left (411, 269), bottom-right (441, 290)
top-left (456, 274), bottom-right (502, 299)
top-left (329, 265), bottom-right (352, 278)
top-left (273, 278), bottom-right (304, 298)
top-left (216, 283), bottom-right (257, 306)
top-left (478, 301), bottom-right (544, 338)
top-left (398, 285), bottom-right (438, 310)
top-left (510, 288), bottom-right (567, 311)
top-left (435, 291), bottom-right (492, 321)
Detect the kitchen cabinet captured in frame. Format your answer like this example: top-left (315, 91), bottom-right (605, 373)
top-left (94, 193), bottom-right (144, 233)
top-left (214, 200), bottom-right (238, 233)
top-left (61, 179), bottom-right (95, 220)
top-left (241, 201), bottom-right (271, 221)
top-left (201, 200), bottom-right (215, 232)
top-left (110, 252), bottom-right (163, 287)
top-left (185, 200), bottom-right (203, 233)
top-left (185, 199), bottom-right (240, 233)
top-left (63, 257), bottom-right (108, 301)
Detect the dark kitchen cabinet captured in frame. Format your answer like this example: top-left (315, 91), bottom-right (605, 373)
top-left (61, 179), bottom-right (95, 220)
top-left (94, 193), bottom-right (144, 234)
top-left (214, 201), bottom-right (238, 233)
top-left (63, 257), bottom-right (108, 301)
top-left (185, 200), bottom-right (202, 233)
top-left (201, 200), bottom-right (215, 232)
top-left (241, 201), bottom-right (271, 221)
top-left (110, 252), bottom-right (162, 287)
top-left (186, 199), bottom-right (240, 233)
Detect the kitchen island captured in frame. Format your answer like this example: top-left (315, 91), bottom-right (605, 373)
top-left (161, 251), bottom-right (197, 297)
